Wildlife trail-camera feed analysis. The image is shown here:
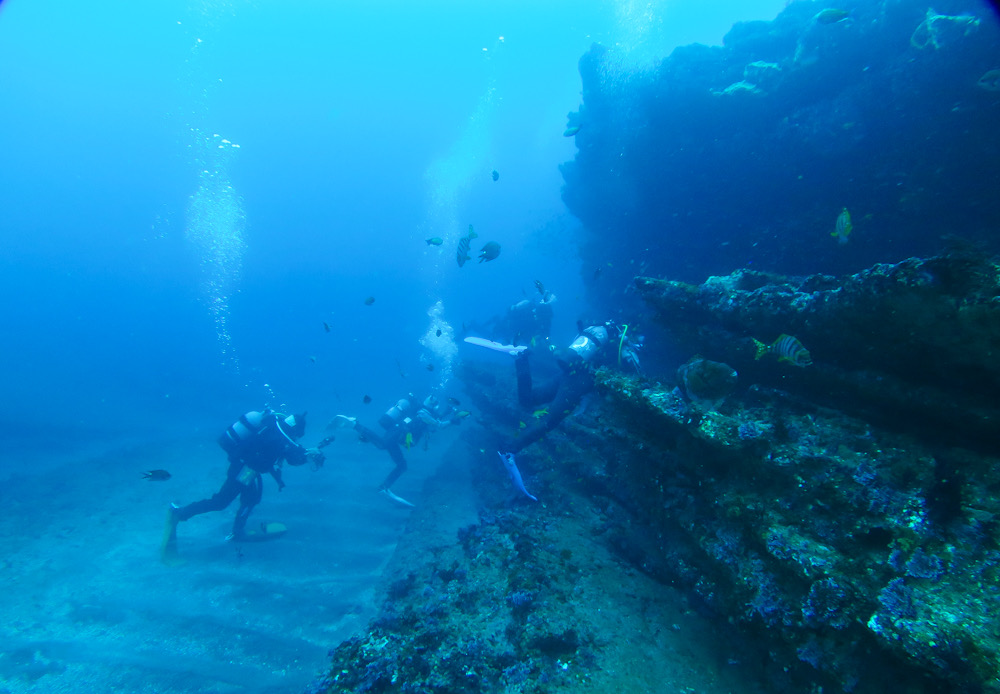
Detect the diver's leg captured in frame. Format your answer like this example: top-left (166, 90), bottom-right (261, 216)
top-left (377, 443), bottom-right (407, 491)
top-left (515, 352), bottom-right (535, 408)
top-left (355, 423), bottom-right (388, 450)
top-left (164, 475), bottom-right (240, 560)
top-left (174, 476), bottom-right (241, 521)
top-left (529, 377), bottom-right (560, 405)
top-left (231, 474), bottom-right (263, 539)
top-left (516, 352), bottom-right (559, 407)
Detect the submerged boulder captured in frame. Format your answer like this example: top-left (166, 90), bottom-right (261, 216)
top-left (677, 356), bottom-right (738, 409)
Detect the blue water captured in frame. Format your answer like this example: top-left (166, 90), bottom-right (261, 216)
top-left (0, 0), bottom-right (788, 446)
top-left (9, 2), bottom-right (1000, 693)
top-left (0, 3), bottom-right (799, 690)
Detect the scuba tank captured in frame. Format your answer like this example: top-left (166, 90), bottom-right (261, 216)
top-left (567, 324), bottom-right (609, 362)
top-left (219, 410), bottom-right (269, 456)
top-left (378, 398), bottom-right (413, 431)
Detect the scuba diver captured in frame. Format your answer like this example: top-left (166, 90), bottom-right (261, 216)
top-left (163, 409), bottom-right (325, 555)
top-left (465, 289), bottom-right (558, 351)
top-left (331, 394), bottom-right (460, 507)
top-left (502, 290), bottom-right (557, 348)
top-left (482, 320), bottom-right (642, 453)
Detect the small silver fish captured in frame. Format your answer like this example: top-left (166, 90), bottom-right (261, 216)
top-left (813, 8), bottom-right (849, 24)
top-left (977, 69), bottom-right (1000, 92)
top-left (498, 452), bottom-right (537, 501)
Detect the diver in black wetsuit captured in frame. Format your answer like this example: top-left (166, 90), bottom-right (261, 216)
top-left (332, 395), bottom-right (459, 506)
top-left (503, 321), bottom-right (642, 453)
top-left (465, 291), bottom-right (558, 351)
top-left (498, 291), bottom-right (557, 347)
top-left (168, 409), bottom-right (325, 541)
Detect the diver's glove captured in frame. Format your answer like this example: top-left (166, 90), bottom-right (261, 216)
top-left (272, 468), bottom-right (286, 492)
top-left (306, 447), bottom-right (326, 469)
top-left (621, 346), bottom-right (642, 373)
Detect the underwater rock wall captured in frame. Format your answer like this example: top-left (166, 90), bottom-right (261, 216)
top-left (560, 0), bottom-right (1000, 306)
top-left (579, 250), bottom-right (1000, 691)
top-left (586, 369), bottom-right (1000, 692)
top-left (635, 252), bottom-right (1000, 450)
top-left (314, 252), bottom-right (1000, 692)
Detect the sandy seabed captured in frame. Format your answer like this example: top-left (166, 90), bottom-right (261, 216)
top-left (0, 428), bottom-right (451, 694)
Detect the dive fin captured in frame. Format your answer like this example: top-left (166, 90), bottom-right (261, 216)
top-left (239, 522), bottom-right (288, 541)
top-left (379, 488), bottom-right (415, 508)
top-left (160, 507), bottom-right (184, 566)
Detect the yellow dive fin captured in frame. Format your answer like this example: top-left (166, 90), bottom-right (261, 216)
top-left (160, 508), bottom-right (184, 567)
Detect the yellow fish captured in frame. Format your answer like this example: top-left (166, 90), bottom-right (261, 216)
top-left (752, 337), bottom-right (771, 360)
top-left (519, 421), bottom-right (527, 429)
top-left (831, 207), bottom-right (852, 245)
top-left (532, 408), bottom-right (549, 419)
top-left (404, 432), bottom-right (413, 449)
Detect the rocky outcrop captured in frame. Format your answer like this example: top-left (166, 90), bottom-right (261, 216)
top-left (315, 350), bottom-right (1000, 692)
top-left (589, 250), bottom-right (1000, 691)
top-left (313, 253), bottom-right (1000, 693)
top-left (586, 368), bottom-right (1000, 692)
top-left (312, 425), bottom-right (764, 694)
top-left (635, 252), bottom-right (1000, 451)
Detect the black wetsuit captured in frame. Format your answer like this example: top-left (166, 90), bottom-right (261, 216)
top-left (508, 349), bottom-right (594, 453)
top-left (175, 412), bottom-right (308, 537)
top-left (355, 417), bottom-right (431, 491)
top-left (466, 297), bottom-right (555, 348)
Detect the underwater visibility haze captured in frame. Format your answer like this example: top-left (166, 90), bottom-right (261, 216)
top-left (2, 0), bottom-right (1000, 693)
top-left (1, 0), bottom-right (787, 437)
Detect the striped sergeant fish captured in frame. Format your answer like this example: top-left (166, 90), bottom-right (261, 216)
top-left (754, 334), bottom-right (812, 367)
top-left (772, 334), bottom-right (812, 367)
top-left (457, 224), bottom-right (478, 267)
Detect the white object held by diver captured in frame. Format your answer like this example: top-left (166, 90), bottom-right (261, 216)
top-left (463, 337), bottom-right (528, 356)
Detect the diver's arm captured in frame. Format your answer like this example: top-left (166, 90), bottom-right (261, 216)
top-left (283, 442), bottom-right (309, 467)
top-left (270, 466), bottom-right (286, 491)
top-left (416, 408), bottom-right (450, 429)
